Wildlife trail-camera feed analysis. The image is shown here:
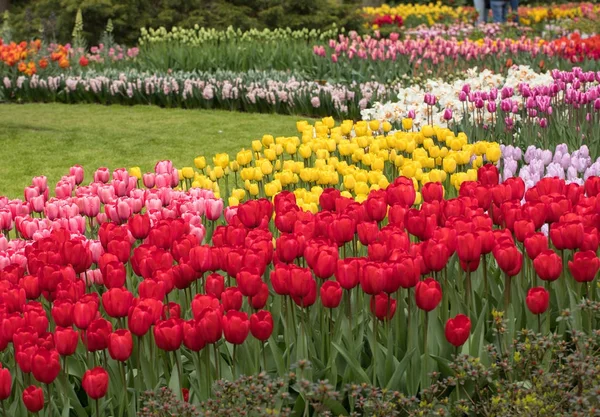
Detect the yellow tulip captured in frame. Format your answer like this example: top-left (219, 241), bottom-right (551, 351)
top-left (213, 166), bottom-right (225, 179)
top-left (181, 167), bottom-right (195, 179)
top-left (422, 125), bottom-right (434, 138)
top-left (194, 156), bottom-right (206, 170)
top-left (296, 121), bottom-right (309, 133)
top-left (443, 157), bottom-right (457, 173)
top-left (343, 175), bottom-right (356, 190)
top-left (248, 183), bottom-right (259, 196)
top-left (285, 142), bottom-right (297, 155)
top-left (262, 134), bottom-right (274, 147)
top-left (129, 167), bottom-right (142, 180)
top-left (322, 116), bottom-right (335, 129)
top-left (382, 121), bottom-right (392, 132)
top-left (251, 140), bottom-right (262, 152)
top-left (402, 118), bottom-right (413, 130)
top-left (213, 153), bottom-right (230, 169)
top-left (228, 197), bottom-right (239, 207)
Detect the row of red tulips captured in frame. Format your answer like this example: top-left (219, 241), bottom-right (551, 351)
top-left (0, 163), bottom-right (599, 415)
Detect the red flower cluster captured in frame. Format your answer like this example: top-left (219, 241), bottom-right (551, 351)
top-left (373, 15), bottom-right (404, 27)
top-left (551, 33), bottom-right (600, 62)
top-left (2, 160), bottom-right (600, 408)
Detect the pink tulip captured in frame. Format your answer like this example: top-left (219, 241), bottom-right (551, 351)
top-left (205, 199), bottom-right (223, 221)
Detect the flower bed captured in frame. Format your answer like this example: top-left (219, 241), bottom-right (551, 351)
top-left (1, 118), bottom-right (600, 415)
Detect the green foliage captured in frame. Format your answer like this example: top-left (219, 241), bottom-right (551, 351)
top-left (6, 0), bottom-right (363, 45)
top-left (1, 10), bottom-right (11, 42)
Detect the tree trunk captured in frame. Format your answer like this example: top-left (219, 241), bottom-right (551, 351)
top-left (0, 0), bottom-right (9, 13)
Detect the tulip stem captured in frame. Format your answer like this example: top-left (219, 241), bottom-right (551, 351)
top-left (120, 361), bottom-right (128, 410)
top-left (466, 270), bottom-right (472, 317)
top-left (262, 341), bottom-right (268, 372)
top-left (504, 274), bottom-right (512, 312)
top-left (1, 401), bottom-right (6, 417)
top-left (372, 311), bottom-right (378, 386)
top-left (95, 399), bottom-right (99, 417)
top-left (231, 345), bottom-right (237, 379)
top-left (537, 314), bottom-right (542, 334)
top-left (213, 344), bottom-right (221, 381)
top-left (422, 311), bottom-right (429, 390)
top-left (175, 350), bottom-right (184, 397)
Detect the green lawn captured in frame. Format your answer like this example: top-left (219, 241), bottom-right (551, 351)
top-left (0, 104), bottom-right (307, 198)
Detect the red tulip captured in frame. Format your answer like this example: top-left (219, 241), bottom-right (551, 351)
top-left (51, 299), bottom-right (74, 327)
top-left (386, 177), bottom-right (415, 207)
top-left (31, 347), bottom-right (61, 384)
top-left (357, 221), bottom-right (379, 246)
top-left (222, 311), bottom-right (250, 345)
top-left (456, 232), bottom-right (482, 263)
top-left (533, 250), bottom-right (562, 282)
top-left (320, 281), bottom-right (342, 308)
top-left (270, 265), bottom-right (290, 295)
top-left (15, 342), bottom-right (36, 374)
top-left (188, 245), bottom-right (214, 274)
top-left (370, 293), bottom-right (397, 321)
top-left (405, 209), bottom-right (436, 241)
top-left (550, 221), bottom-right (584, 250)
top-left (524, 232), bottom-right (548, 260)
top-left (205, 273), bottom-right (225, 299)
top-left (291, 277), bottom-right (317, 308)
top-left (61, 240), bottom-right (92, 274)
top-left (54, 326), bottom-right (79, 356)
top-left (364, 196), bottom-right (387, 223)
top-left (82, 367), bottom-right (109, 399)
top-left (310, 246), bottom-right (338, 279)
top-left (85, 318), bottom-right (113, 352)
top-left (198, 307), bottom-right (222, 344)
top-left (128, 213), bottom-right (151, 240)
top-left (525, 287), bottom-right (549, 314)
top-left (0, 364), bottom-right (11, 400)
top-left (102, 287), bottom-right (134, 318)
top-left (182, 320), bottom-right (205, 352)
top-left (493, 243), bottom-right (523, 276)
top-left (249, 282), bottom-right (269, 310)
top-left (568, 250), bottom-right (600, 283)
top-left (415, 278), bottom-right (442, 312)
top-left (513, 219), bottom-right (535, 243)
top-left (154, 318), bottom-right (183, 351)
top-left (108, 329), bottom-right (133, 361)
top-left (250, 310), bottom-right (274, 341)
top-left (128, 304), bottom-right (154, 337)
top-left (73, 294), bottom-right (99, 330)
top-left (422, 182), bottom-right (444, 202)
top-left (102, 262), bottom-right (126, 289)
top-left (191, 294), bottom-right (220, 320)
top-left (360, 262), bottom-right (386, 295)
top-left (221, 287), bottom-right (243, 312)
top-left (444, 314), bottom-right (471, 347)
top-left (237, 200), bottom-right (263, 228)
top-left (319, 188), bottom-right (341, 211)
top-left (327, 215), bottom-right (355, 246)
top-left (107, 239), bottom-right (131, 263)
top-left (335, 258), bottom-right (361, 290)
top-left (477, 164), bottom-right (499, 186)
top-left (236, 268), bottom-right (263, 297)
top-left (423, 239), bottom-right (450, 272)
top-left (275, 234), bottom-right (301, 263)
top-left (22, 385), bottom-right (44, 413)
top-left (395, 255), bottom-right (420, 289)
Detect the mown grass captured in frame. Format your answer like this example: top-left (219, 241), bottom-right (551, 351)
top-left (0, 103), bottom-right (307, 198)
